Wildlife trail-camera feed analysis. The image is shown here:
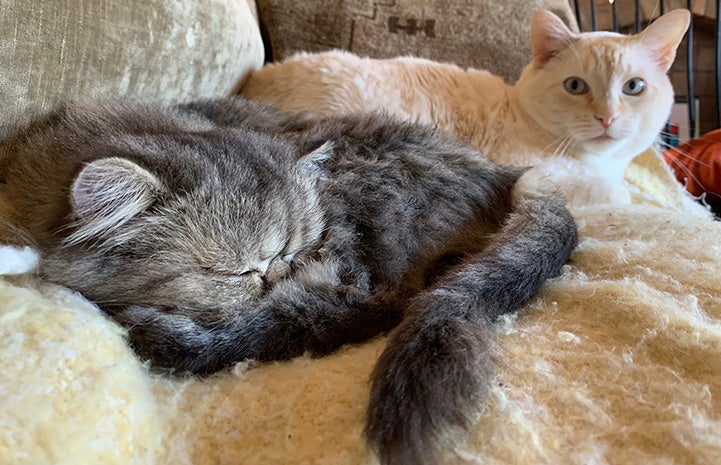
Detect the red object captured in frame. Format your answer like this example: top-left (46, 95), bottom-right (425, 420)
top-left (663, 129), bottom-right (721, 207)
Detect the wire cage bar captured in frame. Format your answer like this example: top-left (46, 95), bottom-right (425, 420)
top-left (612, 0), bottom-right (620, 30)
top-left (687, 0), bottom-right (697, 138)
top-left (716, 0), bottom-right (721, 126)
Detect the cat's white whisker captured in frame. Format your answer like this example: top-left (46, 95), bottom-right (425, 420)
top-left (665, 153), bottom-right (710, 197)
top-left (555, 135), bottom-right (577, 159)
top-left (661, 144), bottom-right (711, 168)
top-left (659, 130), bottom-right (720, 147)
top-left (540, 135), bottom-right (565, 155)
top-left (650, 140), bottom-right (719, 211)
top-left (543, 134), bottom-right (575, 160)
top-left (555, 137), bottom-right (572, 158)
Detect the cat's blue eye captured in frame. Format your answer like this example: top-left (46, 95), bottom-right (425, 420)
top-left (563, 77), bottom-right (589, 95)
top-left (622, 77), bottom-right (646, 96)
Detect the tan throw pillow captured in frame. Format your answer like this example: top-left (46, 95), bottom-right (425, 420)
top-left (255, 0), bottom-right (578, 83)
top-left (0, 0), bottom-right (264, 139)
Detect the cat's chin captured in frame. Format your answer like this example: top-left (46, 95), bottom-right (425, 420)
top-left (588, 134), bottom-right (616, 143)
top-left (580, 135), bottom-right (623, 153)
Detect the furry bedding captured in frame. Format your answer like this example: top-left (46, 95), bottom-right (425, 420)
top-left (2, 158), bottom-right (721, 465)
top-left (2, 0), bottom-right (721, 463)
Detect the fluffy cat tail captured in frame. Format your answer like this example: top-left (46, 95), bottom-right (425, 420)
top-left (365, 168), bottom-right (578, 465)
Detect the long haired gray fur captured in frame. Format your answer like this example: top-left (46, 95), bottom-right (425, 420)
top-left (0, 97), bottom-right (577, 465)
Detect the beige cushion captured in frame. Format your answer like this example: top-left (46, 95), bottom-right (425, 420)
top-left (0, 0), bottom-right (264, 139)
top-left (255, 0), bottom-right (577, 83)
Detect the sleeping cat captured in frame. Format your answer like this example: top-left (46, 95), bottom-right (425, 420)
top-left (241, 9), bottom-right (691, 208)
top-left (0, 97), bottom-right (577, 465)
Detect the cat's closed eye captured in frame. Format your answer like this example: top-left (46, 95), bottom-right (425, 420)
top-left (198, 265), bottom-right (256, 278)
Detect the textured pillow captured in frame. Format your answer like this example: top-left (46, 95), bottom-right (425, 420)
top-left (0, 0), bottom-right (264, 139)
top-left (255, 0), bottom-right (578, 83)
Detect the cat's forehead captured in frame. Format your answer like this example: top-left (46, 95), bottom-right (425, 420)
top-left (579, 30), bottom-right (626, 41)
top-left (558, 35), bottom-right (654, 79)
top-left (162, 192), bottom-right (291, 254)
top-left (576, 34), bottom-right (634, 60)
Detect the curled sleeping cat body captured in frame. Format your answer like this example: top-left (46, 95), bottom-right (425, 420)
top-left (0, 97), bottom-right (578, 465)
top-left (242, 9), bottom-right (698, 209)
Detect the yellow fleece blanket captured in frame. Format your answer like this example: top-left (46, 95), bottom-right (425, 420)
top-left (625, 147), bottom-right (692, 210)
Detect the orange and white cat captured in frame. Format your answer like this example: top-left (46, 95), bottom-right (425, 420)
top-left (242, 10), bottom-right (696, 209)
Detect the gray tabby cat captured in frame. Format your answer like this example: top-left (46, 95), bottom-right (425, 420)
top-left (0, 97), bottom-right (577, 465)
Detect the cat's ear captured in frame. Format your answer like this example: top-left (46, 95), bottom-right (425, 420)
top-left (638, 9), bottom-right (690, 72)
top-left (298, 141), bottom-right (333, 182)
top-left (530, 10), bottom-right (575, 67)
top-left (67, 157), bottom-right (163, 244)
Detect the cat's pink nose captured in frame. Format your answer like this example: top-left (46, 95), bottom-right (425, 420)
top-left (594, 114), bottom-right (617, 129)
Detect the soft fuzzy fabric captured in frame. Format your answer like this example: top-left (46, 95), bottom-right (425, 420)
top-left (254, 0), bottom-right (577, 84)
top-left (626, 147), bottom-right (712, 216)
top-left (2, 200), bottom-right (720, 465)
top-left (2, 1), bottom-right (719, 462)
top-left (0, 0), bottom-right (264, 139)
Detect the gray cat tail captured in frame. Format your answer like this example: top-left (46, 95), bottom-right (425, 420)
top-left (365, 171), bottom-right (578, 465)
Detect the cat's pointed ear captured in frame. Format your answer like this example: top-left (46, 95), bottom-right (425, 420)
top-left (67, 157), bottom-right (163, 244)
top-left (296, 141), bottom-right (333, 190)
top-left (299, 141), bottom-right (333, 179)
top-left (639, 9), bottom-right (690, 72)
top-left (530, 10), bottom-right (575, 67)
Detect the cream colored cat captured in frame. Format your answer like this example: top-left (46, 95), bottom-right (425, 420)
top-left (242, 10), bottom-right (694, 208)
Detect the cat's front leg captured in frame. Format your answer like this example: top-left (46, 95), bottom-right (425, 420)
top-left (117, 259), bottom-right (399, 374)
top-left (556, 175), bottom-right (631, 207)
top-left (262, 259), bottom-right (401, 357)
top-left (116, 307), bottom-right (343, 376)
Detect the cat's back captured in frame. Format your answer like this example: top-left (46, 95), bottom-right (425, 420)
top-left (1, 101), bottom-right (216, 186)
top-left (241, 50), bottom-right (506, 131)
top-left (0, 104), bottom-right (128, 242)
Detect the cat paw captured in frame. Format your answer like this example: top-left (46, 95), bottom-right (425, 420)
top-left (514, 166), bottom-right (556, 193)
top-left (117, 306), bottom-right (219, 374)
top-left (558, 176), bottom-right (631, 207)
